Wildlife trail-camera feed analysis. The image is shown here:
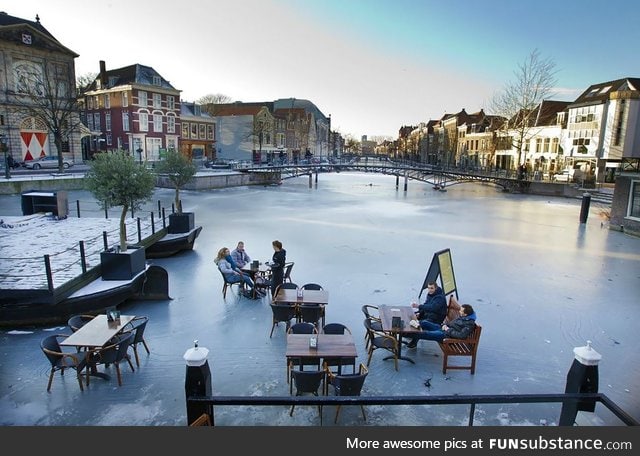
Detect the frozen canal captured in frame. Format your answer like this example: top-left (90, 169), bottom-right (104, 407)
top-left (0, 172), bottom-right (638, 426)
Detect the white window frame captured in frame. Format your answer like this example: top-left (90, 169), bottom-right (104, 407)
top-left (122, 92), bottom-right (129, 107)
top-left (122, 112), bottom-right (130, 131)
top-left (105, 112), bottom-right (111, 131)
top-left (153, 93), bottom-right (161, 109)
top-left (153, 114), bottom-right (163, 133)
top-left (104, 94), bottom-right (110, 109)
top-left (167, 96), bottom-right (175, 110)
top-left (167, 115), bottom-right (175, 134)
top-left (139, 112), bottom-right (148, 132)
top-left (138, 91), bottom-right (147, 107)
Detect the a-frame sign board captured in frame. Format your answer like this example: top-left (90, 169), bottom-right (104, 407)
top-left (418, 248), bottom-right (458, 300)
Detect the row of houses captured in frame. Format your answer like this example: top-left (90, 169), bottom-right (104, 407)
top-left (0, 12), bottom-right (336, 166)
top-left (382, 78), bottom-right (640, 184)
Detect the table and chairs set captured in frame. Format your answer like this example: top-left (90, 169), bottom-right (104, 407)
top-left (39, 312), bottom-right (151, 391)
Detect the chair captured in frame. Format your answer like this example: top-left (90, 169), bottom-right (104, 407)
top-left (297, 304), bottom-right (324, 328)
top-left (325, 362), bottom-right (368, 423)
top-left (288, 322), bottom-right (318, 335)
top-left (189, 413), bottom-right (212, 426)
top-left (67, 314), bottom-right (94, 332)
top-left (364, 318), bottom-right (399, 371)
top-left (218, 268), bottom-right (245, 299)
top-left (321, 323), bottom-right (356, 374)
top-left (91, 332), bottom-right (135, 386)
top-left (361, 305), bottom-right (383, 349)
top-left (123, 316), bottom-right (150, 367)
top-left (283, 262), bottom-right (294, 283)
top-left (269, 303), bottom-right (297, 338)
top-left (40, 334), bottom-right (88, 392)
top-left (300, 283), bottom-right (323, 290)
top-left (289, 368), bottom-right (325, 425)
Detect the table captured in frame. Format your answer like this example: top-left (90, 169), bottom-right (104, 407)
top-left (60, 314), bottom-right (135, 380)
top-left (378, 305), bottom-right (421, 364)
top-left (274, 289), bottom-right (329, 305)
top-left (240, 262), bottom-right (271, 298)
top-left (286, 333), bottom-right (357, 378)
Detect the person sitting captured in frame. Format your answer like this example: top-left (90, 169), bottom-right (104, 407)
top-left (215, 247), bottom-right (261, 297)
top-left (412, 281), bottom-right (447, 325)
top-left (231, 241), bottom-right (251, 268)
top-left (406, 304), bottom-right (477, 348)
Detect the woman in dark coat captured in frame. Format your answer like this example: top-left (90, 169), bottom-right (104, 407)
top-left (269, 240), bottom-right (286, 295)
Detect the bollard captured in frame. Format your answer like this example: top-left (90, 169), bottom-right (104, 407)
top-left (395, 174), bottom-right (399, 190)
top-left (184, 340), bottom-right (213, 425)
top-left (404, 174), bottom-right (408, 192)
top-left (559, 340), bottom-right (601, 426)
top-left (579, 192), bottom-right (591, 223)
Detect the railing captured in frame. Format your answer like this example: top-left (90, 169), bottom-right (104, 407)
top-left (186, 392), bottom-right (639, 426)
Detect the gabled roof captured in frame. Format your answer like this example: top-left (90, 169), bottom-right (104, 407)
top-left (535, 100), bottom-right (570, 126)
top-left (89, 63), bottom-right (179, 91)
top-left (571, 77), bottom-right (640, 107)
top-left (180, 102), bottom-right (212, 119)
top-left (274, 98), bottom-right (328, 123)
top-left (0, 11), bottom-right (78, 57)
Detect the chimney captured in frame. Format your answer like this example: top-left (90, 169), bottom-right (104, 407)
top-left (99, 60), bottom-right (107, 87)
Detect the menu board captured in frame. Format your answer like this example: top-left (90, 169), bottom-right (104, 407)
top-left (419, 248), bottom-right (458, 298)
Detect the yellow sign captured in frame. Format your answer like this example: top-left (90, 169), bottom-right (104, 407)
top-left (437, 250), bottom-right (456, 295)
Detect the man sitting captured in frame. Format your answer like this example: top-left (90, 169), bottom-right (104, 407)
top-left (406, 304), bottom-right (477, 348)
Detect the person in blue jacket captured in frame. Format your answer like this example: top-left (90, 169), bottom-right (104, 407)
top-left (413, 281), bottom-right (448, 324)
top-left (407, 304), bottom-right (477, 348)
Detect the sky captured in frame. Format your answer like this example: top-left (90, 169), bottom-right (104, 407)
top-left (8, 0), bottom-right (640, 138)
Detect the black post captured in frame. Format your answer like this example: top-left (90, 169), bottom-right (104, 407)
top-left (162, 208), bottom-right (166, 228)
top-left (579, 192), bottom-right (591, 223)
top-left (151, 211), bottom-right (155, 234)
top-left (404, 174), bottom-right (408, 192)
top-left (396, 174), bottom-right (399, 190)
top-left (76, 200), bottom-right (80, 218)
top-left (104, 204), bottom-right (108, 219)
top-left (184, 341), bottom-right (213, 425)
top-left (103, 231), bottom-right (108, 251)
top-left (44, 254), bottom-right (54, 292)
top-left (131, 202), bottom-right (134, 219)
top-left (172, 203), bottom-right (175, 214)
top-left (559, 341), bottom-right (601, 426)
top-left (137, 217), bottom-right (142, 242)
top-left (158, 200), bottom-right (161, 218)
top-left (79, 241), bottom-right (87, 273)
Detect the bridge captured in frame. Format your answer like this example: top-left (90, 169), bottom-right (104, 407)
top-left (243, 160), bottom-right (531, 193)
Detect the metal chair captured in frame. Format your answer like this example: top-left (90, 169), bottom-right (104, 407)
top-left (218, 268), bottom-right (244, 299)
top-left (123, 316), bottom-right (150, 367)
top-left (300, 283), bottom-right (323, 290)
top-left (297, 303), bottom-right (324, 328)
top-left (288, 322), bottom-right (318, 335)
top-left (364, 318), bottom-right (399, 371)
top-left (289, 368), bottom-right (325, 425)
top-left (361, 305), bottom-right (383, 348)
top-left (40, 334), bottom-right (88, 392)
top-left (325, 362), bottom-right (369, 423)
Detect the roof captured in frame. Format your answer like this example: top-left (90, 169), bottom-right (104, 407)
top-left (180, 102), bottom-right (213, 119)
top-left (571, 77), bottom-right (640, 107)
top-left (535, 100), bottom-right (570, 126)
top-left (89, 64), bottom-right (179, 91)
top-left (0, 11), bottom-right (78, 57)
top-left (274, 98), bottom-right (328, 123)
top-left (214, 103), bottom-right (271, 117)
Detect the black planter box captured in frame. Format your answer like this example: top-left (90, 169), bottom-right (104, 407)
top-left (168, 212), bottom-right (195, 234)
top-left (100, 246), bottom-right (146, 280)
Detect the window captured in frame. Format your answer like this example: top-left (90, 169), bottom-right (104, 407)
top-left (153, 93), bottom-right (161, 109)
top-left (139, 112), bottom-right (148, 132)
top-left (152, 75), bottom-right (162, 86)
top-left (138, 91), bottom-right (147, 107)
top-left (199, 124), bottom-right (206, 139)
top-left (105, 113), bottom-right (111, 131)
top-left (167, 115), bottom-right (175, 133)
top-left (167, 96), bottom-right (175, 110)
top-left (543, 138), bottom-right (550, 153)
top-left (552, 138), bottom-right (559, 153)
top-left (94, 95), bottom-right (100, 109)
top-left (122, 92), bottom-right (129, 107)
top-left (93, 113), bottom-right (101, 130)
top-left (87, 96), bottom-right (93, 110)
top-left (106, 133), bottom-right (112, 146)
top-left (153, 114), bottom-right (163, 132)
top-left (87, 115), bottom-right (94, 131)
top-left (182, 122), bottom-right (190, 138)
top-left (630, 181), bottom-right (640, 219)
top-left (191, 123), bottom-right (198, 139)
top-left (122, 112), bottom-right (130, 131)
top-left (207, 124), bottom-right (214, 140)
top-left (104, 94), bottom-right (110, 109)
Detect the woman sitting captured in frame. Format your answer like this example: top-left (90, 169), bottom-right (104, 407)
top-left (215, 247), bottom-right (261, 297)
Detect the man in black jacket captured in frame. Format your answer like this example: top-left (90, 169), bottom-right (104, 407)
top-left (407, 304), bottom-right (477, 348)
top-left (412, 281), bottom-right (447, 324)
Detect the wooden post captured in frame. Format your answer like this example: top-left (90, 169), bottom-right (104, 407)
top-left (79, 241), bottom-right (87, 273)
top-left (103, 231), bottom-right (108, 251)
top-left (44, 255), bottom-right (54, 293)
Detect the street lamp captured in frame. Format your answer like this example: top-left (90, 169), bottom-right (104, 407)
top-left (0, 134), bottom-right (9, 179)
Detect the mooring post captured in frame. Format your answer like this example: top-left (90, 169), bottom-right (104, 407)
top-left (559, 340), bottom-right (601, 426)
top-left (184, 340), bottom-right (213, 425)
top-left (79, 241), bottom-right (87, 273)
top-left (404, 173), bottom-right (408, 192)
top-left (579, 192), bottom-right (592, 223)
top-left (396, 174), bottom-right (399, 190)
top-left (308, 173), bottom-right (312, 188)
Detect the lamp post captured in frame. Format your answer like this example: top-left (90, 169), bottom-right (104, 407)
top-left (0, 134), bottom-right (9, 179)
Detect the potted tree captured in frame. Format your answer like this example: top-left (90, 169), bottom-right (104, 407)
top-left (156, 149), bottom-right (197, 233)
top-left (85, 152), bottom-right (156, 280)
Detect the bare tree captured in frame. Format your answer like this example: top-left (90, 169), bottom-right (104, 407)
top-left (491, 49), bottom-right (557, 167)
top-left (76, 72), bottom-right (98, 93)
top-left (10, 63), bottom-right (82, 173)
top-left (197, 93), bottom-right (233, 116)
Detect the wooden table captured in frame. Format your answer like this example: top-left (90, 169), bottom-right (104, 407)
top-left (60, 314), bottom-right (135, 379)
top-left (286, 333), bottom-right (356, 379)
top-left (378, 305), bottom-right (421, 364)
top-left (274, 289), bottom-right (329, 305)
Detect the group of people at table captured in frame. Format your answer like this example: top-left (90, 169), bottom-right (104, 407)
top-left (214, 240), bottom-right (286, 298)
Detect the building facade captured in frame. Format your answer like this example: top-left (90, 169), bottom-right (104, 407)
top-left (0, 12), bottom-right (81, 164)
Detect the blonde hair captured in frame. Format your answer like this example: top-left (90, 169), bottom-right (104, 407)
top-left (215, 247), bottom-right (229, 264)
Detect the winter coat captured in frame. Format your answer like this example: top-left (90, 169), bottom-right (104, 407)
top-left (444, 313), bottom-right (477, 339)
top-left (417, 285), bottom-right (447, 324)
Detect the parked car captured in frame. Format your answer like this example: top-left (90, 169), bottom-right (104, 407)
top-left (24, 155), bottom-right (73, 170)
